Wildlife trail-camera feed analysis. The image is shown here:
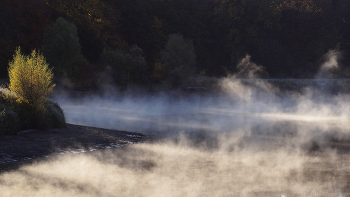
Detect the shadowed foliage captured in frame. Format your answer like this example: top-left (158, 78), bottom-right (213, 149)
top-left (1, 0), bottom-right (350, 88)
top-left (98, 45), bottom-right (149, 89)
top-left (41, 17), bottom-right (84, 78)
top-left (161, 34), bottom-right (196, 87)
top-left (0, 107), bottom-right (20, 135)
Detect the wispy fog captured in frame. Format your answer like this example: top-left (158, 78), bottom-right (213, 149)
top-left (1, 141), bottom-right (350, 196)
top-left (2, 50), bottom-right (350, 196)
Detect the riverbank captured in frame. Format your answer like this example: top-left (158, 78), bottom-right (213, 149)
top-left (0, 124), bottom-right (146, 172)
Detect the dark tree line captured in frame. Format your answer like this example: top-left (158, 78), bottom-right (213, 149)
top-left (1, 0), bottom-right (350, 89)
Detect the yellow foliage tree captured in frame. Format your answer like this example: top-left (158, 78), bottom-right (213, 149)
top-left (8, 47), bottom-right (55, 117)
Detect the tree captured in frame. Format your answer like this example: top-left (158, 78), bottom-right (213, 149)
top-left (8, 47), bottom-right (55, 128)
top-left (44, 0), bottom-right (128, 60)
top-left (161, 34), bottom-right (196, 87)
top-left (41, 17), bottom-right (84, 78)
top-left (98, 45), bottom-right (149, 88)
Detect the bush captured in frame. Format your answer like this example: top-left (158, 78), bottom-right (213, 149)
top-left (8, 47), bottom-right (56, 129)
top-left (0, 105), bottom-right (20, 135)
top-left (45, 100), bottom-right (66, 129)
top-left (0, 87), bottom-right (66, 131)
top-left (0, 87), bottom-right (30, 129)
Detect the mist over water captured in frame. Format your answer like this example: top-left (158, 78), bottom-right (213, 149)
top-left (2, 50), bottom-right (350, 196)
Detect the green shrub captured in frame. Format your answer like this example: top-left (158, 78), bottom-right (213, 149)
top-left (0, 87), bottom-right (66, 131)
top-left (0, 88), bottom-right (38, 130)
top-left (0, 105), bottom-right (20, 135)
top-left (45, 100), bottom-right (66, 129)
top-left (0, 87), bottom-right (26, 129)
top-left (8, 47), bottom-right (56, 129)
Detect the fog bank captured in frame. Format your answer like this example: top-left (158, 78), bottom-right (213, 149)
top-left (2, 50), bottom-right (350, 196)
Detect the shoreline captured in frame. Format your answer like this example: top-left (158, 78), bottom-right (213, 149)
top-left (0, 123), bottom-right (147, 172)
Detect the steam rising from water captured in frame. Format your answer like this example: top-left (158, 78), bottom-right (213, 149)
top-left (1, 142), bottom-right (349, 196)
top-left (315, 49), bottom-right (341, 79)
top-left (2, 50), bottom-right (350, 196)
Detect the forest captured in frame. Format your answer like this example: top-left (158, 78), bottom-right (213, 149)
top-left (1, 0), bottom-right (350, 90)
